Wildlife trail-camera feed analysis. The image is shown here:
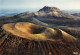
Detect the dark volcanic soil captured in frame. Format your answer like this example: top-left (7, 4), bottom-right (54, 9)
top-left (0, 27), bottom-right (80, 55)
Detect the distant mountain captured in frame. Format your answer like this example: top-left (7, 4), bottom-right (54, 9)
top-left (0, 9), bottom-right (20, 16)
top-left (0, 6), bottom-right (80, 27)
top-left (17, 6), bottom-right (77, 19)
top-left (39, 6), bottom-right (60, 12)
top-left (0, 9), bottom-right (38, 16)
top-left (62, 10), bottom-right (80, 14)
top-left (14, 6), bottom-right (80, 26)
top-left (72, 13), bottom-right (80, 17)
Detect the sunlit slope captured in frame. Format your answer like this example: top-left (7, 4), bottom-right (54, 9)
top-left (2, 22), bottom-right (77, 42)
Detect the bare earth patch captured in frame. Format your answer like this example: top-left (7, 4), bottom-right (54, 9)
top-left (2, 22), bottom-right (77, 42)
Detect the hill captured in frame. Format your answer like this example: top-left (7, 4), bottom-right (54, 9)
top-left (13, 6), bottom-right (80, 27)
top-left (0, 22), bottom-right (80, 55)
top-left (0, 6), bottom-right (80, 55)
top-left (0, 6), bottom-right (80, 27)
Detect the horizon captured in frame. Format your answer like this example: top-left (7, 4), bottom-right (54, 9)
top-left (0, 0), bottom-right (80, 10)
top-left (0, 7), bottom-right (80, 13)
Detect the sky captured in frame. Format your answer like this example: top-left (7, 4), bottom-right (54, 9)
top-left (0, 0), bottom-right (80, 10)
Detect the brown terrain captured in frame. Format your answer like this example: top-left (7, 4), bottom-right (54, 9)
top-left (0, 22), bottom-right (80, 55)
top-left (0, 6), bottom-right (80, 55)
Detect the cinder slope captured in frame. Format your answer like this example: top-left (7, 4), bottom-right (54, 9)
top-left (2, 22), bottom-right (77, 42)
top-left (0, 22), bottom-right (80, 55)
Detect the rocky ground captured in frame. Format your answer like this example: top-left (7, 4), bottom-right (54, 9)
top-left (0, 6), bottom-right (80, 55)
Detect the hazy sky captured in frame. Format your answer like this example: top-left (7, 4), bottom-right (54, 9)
top-left (0, 0), bottom-right (80, 10)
